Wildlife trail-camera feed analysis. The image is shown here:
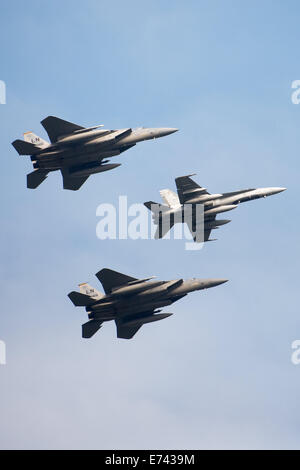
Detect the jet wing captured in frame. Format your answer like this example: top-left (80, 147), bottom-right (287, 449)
top-left (175, 175), bottom-right (209, 204)
top-left (185, 216), bottom-right (213, 242)
top-left (62, 172), bottom-right (89, 191)
top-left (115, 320), bottom-right (142, 339)
top-left (96, 268), bottom-right (138, 295)
top-left (115, 311), bottom-right (172, 339)
top-left (41, 116), bottom-right (84, 143)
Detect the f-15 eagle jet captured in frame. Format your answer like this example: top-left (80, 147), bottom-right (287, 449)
top-left (68, 268), bottom-right (227, 339)
top-left (12, 116), bottom-right (178, 190)
top-left (144, 175), bottom-right (286, 242)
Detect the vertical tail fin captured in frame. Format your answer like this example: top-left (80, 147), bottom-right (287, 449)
top-left (79, 283), bottom-right (104, 300)
top-left (23, 132), bottom-right (49, 149)
top-left (159, 189), bottom-right (181, 208)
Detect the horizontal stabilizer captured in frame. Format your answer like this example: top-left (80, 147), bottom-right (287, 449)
top-left (68, 291), bottom-right (96, 306)
top-left (27, 169), bottom-right (49, 189)
top-left (12, 139), bottom-right (41, 155)
top-left (82, 320), bottom-right (102, 338)
top-left (144, 201), bottom-right (169, 213)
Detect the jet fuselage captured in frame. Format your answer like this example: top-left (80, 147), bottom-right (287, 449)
top-left (32, 127), bottom-right (177, 171)
top-left (68, 268), bottom-right (228, 339)
top-left (12, 116), bottom-right (178, 189)
top-left (155, 187), bottom-right (286, 225)
top-left (86, 278), bottom-right (226, 322)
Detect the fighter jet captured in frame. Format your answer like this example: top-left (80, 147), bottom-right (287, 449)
top-left (144, 174), bottom-right (286, 242)
top-left (12, 116), bottom-right (178, 190)
top-left (68, 268), bottom-right (227, 339)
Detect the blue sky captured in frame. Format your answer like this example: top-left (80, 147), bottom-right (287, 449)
top-left (0, 0), bottom-right (299, 449)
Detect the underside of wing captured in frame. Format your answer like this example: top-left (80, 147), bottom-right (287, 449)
top-left (115, 321), bottom-right (142, 339)
top-left (115, 311), bottom-right (172, 339)
top-left (61, 172), bottom-right (89, 190)
top-left (41, 116), bottom-right (84, 143)
top-left (175, 175), bottom-right (209, 204)
top-left (96, 268), bottom-right (138, 294)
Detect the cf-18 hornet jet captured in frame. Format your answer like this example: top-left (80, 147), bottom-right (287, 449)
top-left (12, 116), bottom-right (178, 190)
top-left (144, 175), bottom-right (286, 242)
top-left (68, 268), bottom-right (227, 339)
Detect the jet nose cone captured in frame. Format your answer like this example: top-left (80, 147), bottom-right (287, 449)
top-left (273, 187), bottom-right (287, 194)
top-left (157, 128), bottom-right (179, 137)
top-left (200, 279), bottom-right (229, 289)
top-left (261, 187), bottom-right (287, 196)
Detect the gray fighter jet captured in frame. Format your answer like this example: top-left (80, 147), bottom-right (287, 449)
top-left (12, 116), bottom-right (178, 190)
top-left (68, 268), bottom-right (227, 339)
top-left (144, 175), bottom-right (286, 242)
